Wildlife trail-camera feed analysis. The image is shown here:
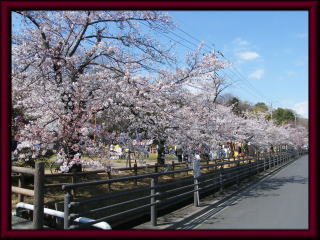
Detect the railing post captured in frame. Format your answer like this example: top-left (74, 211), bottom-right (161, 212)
top-left (107, 170), bottom-right (112, 192)
top-left (55, 202), bottom-right (63, 227)
top-left (71, 173), bottom-right (77, 197)
top-left (236, 161), bottom-right (240, 186)
top-left (278, 153), bottom-right (281, 164)
top-left (155, 163), bottom-right (158, 173)
top-left (272, 154), bottom-right (275, 168)
top-left (171, 161), bottom-right (175, 178)
top-left (263, 154), bottom-right (266, 171)
top-left (134, 163), bottom-right (138, 186)
top-left (64, 190), bottom-right (73, 229)
top-left (18, 173), bottom-right (25, 202)
top-left (269, 154), bottom-right (271, 170)
top-left (194, 177), bottom-right (200, 207)
top-left (219, 165), bottom-right (224, 193)
top-left (273, 154), bottom-right (276, 167)
top-left (150, 178), bottom-right (157, 226)
top-left (33, 162), bottom-right (44, 230)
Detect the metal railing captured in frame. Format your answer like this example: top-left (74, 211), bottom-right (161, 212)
top-left (61, 149), bottom-right (306, 229)
top-left (15, 202), bottom-right (111, 229)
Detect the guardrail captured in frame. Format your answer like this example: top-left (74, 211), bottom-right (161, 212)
top-left (15, 202), bottom-right (111, 230)
top-left (61, 149), bottom-right (306, 229)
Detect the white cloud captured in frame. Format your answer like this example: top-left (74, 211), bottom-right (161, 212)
top-left (293, 101), bottom-right (308, 118)
top-left (249, 69), bottom-right (264, 79)
top-left (238, 51), bottom-right (259, 60)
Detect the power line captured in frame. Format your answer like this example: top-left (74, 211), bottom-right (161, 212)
top-left (171, 21), bottom-right (284, 107)
top-left (140, 22), bottom-right (195, 51)
top-left (218, 64), bottom-right (273, 104)
top-left (174, 30), bottom-right (273, 101)
top-left (142, 19), bottom-right (283, 108)
top-left (221, 73), bottom-right (268, 103)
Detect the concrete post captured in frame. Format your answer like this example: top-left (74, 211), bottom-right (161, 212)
top-left (171, 161), bottom-right (175, 178)
top-left (150, 178), bottom-right (157, 226)
top-left (134, 163), bottom-right (138, 186)
top-left (194, 178), bottom-right (199, 207)
top-left (33, 162), bottom-right (44, 229)
top-left (18, 173), bottom-right (25, 202)
top-left (219, 165), bottom-right (224, 193)
top-left (64, 191), bottom-right (73, 229)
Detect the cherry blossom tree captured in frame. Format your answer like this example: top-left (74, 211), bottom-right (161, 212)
top-left (11, 10), bottom-right (228, 170)
top-left (12, 10), bottom-right (178, 171)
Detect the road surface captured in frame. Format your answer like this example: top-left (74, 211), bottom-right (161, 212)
top-left (186, 155), bottom-right (309, 229)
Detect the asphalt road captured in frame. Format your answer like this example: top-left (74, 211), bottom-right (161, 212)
top-left (192, 155), bottom-right (309, 230)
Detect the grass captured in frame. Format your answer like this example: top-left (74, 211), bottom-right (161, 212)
top-left (36, 153), bottom-right (177, 170)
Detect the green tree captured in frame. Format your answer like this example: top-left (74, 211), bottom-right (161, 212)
top-left (253, 102), bottom-right (269, 112)
top-left (272, 108), bottom-right (295, 125)
top-left (227, 97), bottom-right (253, 116)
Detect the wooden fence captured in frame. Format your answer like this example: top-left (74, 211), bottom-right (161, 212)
top-left (12, 162), bottom-right (45, 229)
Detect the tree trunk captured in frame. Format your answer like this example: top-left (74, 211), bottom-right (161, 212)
top-left (157, 139), bottom-right (165, 165)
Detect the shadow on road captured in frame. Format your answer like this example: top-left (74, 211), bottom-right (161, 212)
top-left (166, 174), bottom-right (308, 230)
top-left (165, 190), bottom-right (241, 229)
top-left (239, 175), bottom-right (308, 199)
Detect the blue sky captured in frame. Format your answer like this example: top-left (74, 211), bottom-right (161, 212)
top-left (166, 11), bottom-right (308, 118)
